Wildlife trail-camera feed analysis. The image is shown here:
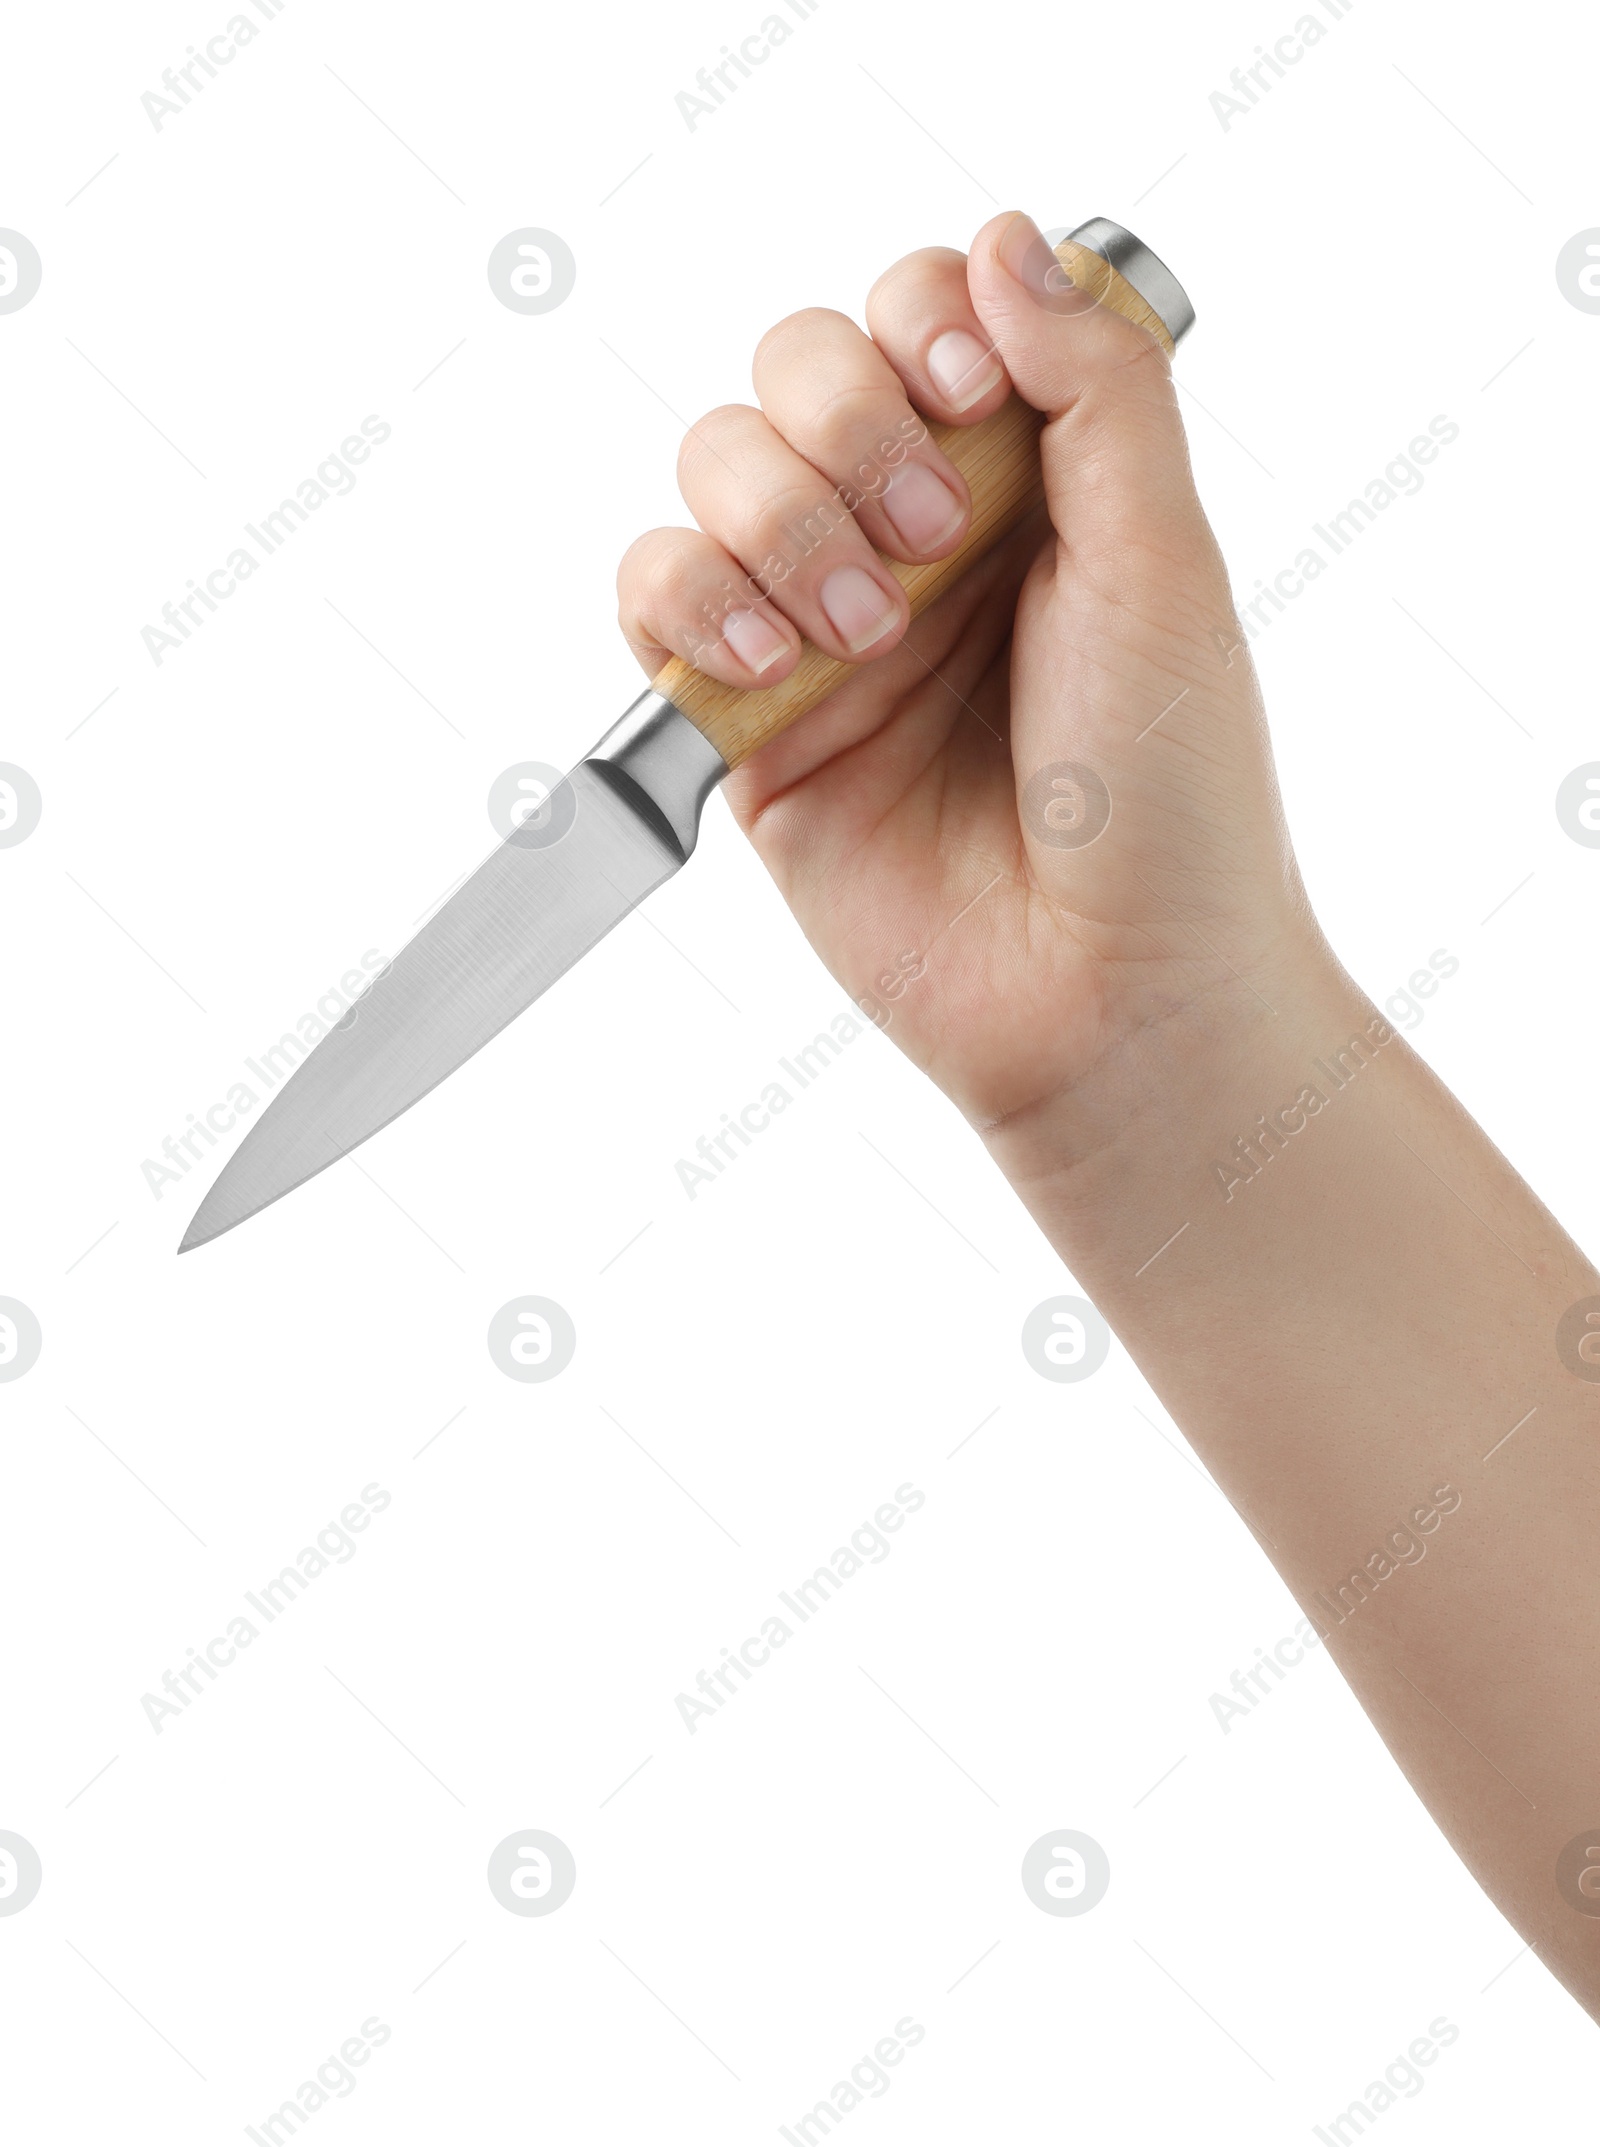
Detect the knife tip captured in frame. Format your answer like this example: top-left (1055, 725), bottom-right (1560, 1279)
top-left (177, 1200), bottom-right (227, 1255)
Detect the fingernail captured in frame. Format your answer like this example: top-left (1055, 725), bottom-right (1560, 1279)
top-left (997, 211), bottom-right (1072, 301)
top-left (927, 329), bottom-right (1003, 411)
top-left (819, 566), bottom-right (899, 653)
top-left (881, 463), bottom-right (965, 553)
top-left (721, 606), bottom-right (790, 674)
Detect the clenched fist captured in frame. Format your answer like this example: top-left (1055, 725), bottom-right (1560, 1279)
top-left (618, 209), bottom-right (1313, 1169)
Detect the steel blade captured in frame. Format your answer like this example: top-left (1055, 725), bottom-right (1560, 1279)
top-left (180, 695), bottom-right (725, 1251)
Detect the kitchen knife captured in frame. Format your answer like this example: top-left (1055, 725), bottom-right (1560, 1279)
top-left (179, 219), bottom-right (1194, 1252)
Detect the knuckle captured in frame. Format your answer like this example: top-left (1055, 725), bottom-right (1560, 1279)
top-left (801, 380), bottom-right (901, 466)
top-left (748, 481), bottom-right (857, 564)
top-left (616, 527), bottom-right (665, 584)
top-left (753, 306), bottom-right (855, 377)
top-left (866, 246), bottom-right (967, 314)
top-left (648, 537), bottom-right (713, 615)
top-left (676, 403), bottom-right (758, 484)
top-left (618, 531), bottom-right (705, 618)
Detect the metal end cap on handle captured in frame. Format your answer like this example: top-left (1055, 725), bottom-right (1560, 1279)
top-left (1066, 218), bottom-right (1196, 348)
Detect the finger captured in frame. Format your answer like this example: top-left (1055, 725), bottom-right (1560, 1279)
top-left (677, 403), bottom-right (909, 664)
top-left (726, 515), bottom-right (1038, 829)
top-left (617, 525), bottom-right (801, 688)
top-left (964, 210), bottom-right (1206, 551)
top-left (865, 246), bottom-right (1010, 423)
top-left (751, 306), bottom-right (971, 564)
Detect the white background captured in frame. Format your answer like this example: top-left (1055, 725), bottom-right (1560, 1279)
top-left (2, 0), bottom-right (1597, 2137)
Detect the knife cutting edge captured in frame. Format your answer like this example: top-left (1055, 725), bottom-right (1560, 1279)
top-left (178, 219), bottom-right (1194, 1253)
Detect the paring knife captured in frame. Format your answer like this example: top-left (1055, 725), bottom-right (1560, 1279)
top-left (179, 219), bottom-right (1195, 1252)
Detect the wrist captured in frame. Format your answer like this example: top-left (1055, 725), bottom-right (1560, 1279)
top-left (981, 923), bottom-right (1361, 1272)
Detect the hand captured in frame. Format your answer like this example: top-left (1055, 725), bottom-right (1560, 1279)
top-left (620, 210), bottom-right (1600, 2022)
top-left (622, 211), bottom-right (1600, 2023)
top-left (617, 211), bottom-right (1321, 1158)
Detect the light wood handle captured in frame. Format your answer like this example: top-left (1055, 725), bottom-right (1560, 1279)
top-left (652, 239), bottom-right (1177, 770)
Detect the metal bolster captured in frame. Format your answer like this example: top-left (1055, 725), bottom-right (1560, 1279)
top-left (585, 690), bottom-right (729, 864)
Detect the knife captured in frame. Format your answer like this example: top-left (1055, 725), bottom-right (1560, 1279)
top-left (179, 218), bottom-right (1195, 1252)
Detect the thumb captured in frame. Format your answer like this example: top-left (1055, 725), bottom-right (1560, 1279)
top-left (965, 211), bottom-right (1206, 557)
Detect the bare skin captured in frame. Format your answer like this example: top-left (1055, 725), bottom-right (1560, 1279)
top-left (617, 210), bottom-right (1600, 2019)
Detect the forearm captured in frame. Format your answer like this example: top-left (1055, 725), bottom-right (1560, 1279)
top-left (987, 936), bottom-right (1600, 2016)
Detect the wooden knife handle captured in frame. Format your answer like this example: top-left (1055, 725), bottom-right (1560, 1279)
top-left (650, 237), bottom-right (1177, 771)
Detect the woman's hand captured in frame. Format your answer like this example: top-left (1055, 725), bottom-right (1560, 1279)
top-left (618, 212), bottom-right (1600, 2024)
top-left (617, 210), bottom-right (1317, 1157)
